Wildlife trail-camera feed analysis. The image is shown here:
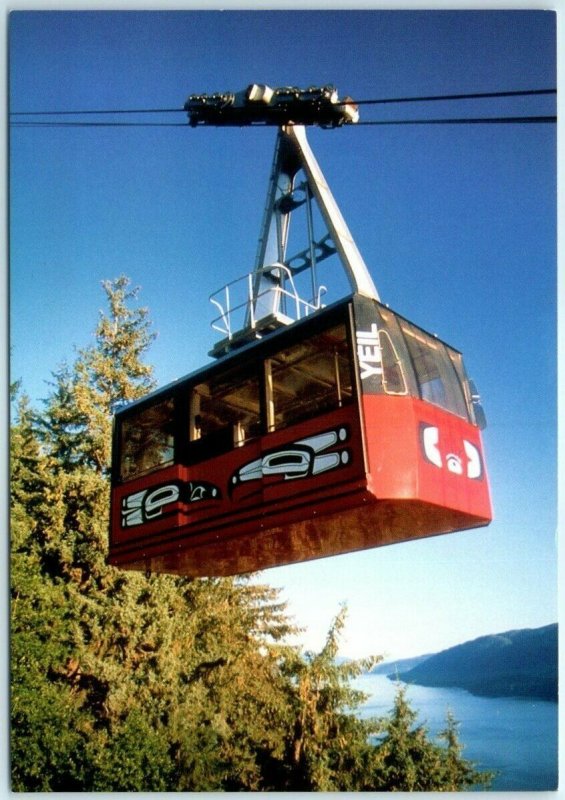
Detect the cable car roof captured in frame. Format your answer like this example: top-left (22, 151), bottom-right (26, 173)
top-left (114, 292), bottom-right (464, 418)
top-left (115, 294), bottom-right (354, 416)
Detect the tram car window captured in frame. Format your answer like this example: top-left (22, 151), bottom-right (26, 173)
top-left (266, 323), bottom-right (353, 431)
top-left (189, 362), bottom-right (262, 460)
top-left (399, 320), bottom-right (470, 420)
top-left (119, 397), bottom-right (175, 482)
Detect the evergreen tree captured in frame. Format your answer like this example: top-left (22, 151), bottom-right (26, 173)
top-left (281, 606), bottom-right (383, 791)
top-left (273, 608), bottom-right (493, 792)
top-left (10, 393), bottom-right (51, 540)
top-left (374, 684), bottom-right (442, 791)
top-left (38, 363), bottom-right (88, 472)
top-left (40, 276), bottom-right (155, 473)
top-left (11, 393), bottom-right (92, 790)
top-left (373, 684), bottom-right (494, 791)
top-left (436, 710), bottom-right (495, 790)
top-left (11, 276), bottom-right (302, 790)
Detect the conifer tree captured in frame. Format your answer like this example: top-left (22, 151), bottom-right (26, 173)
top-left (373, 684), bottom-right (494, 791)
top-left (281, 606), bottom-right (383, 791)
top-left (11, 393), bottom-right (91, 790)
top-left (40, 276), bottom-right (155, 473)
top-left (11, 276), bottom-right (303, 790)
top-left (10, 393), bottom-right (51, 542)
top-left (436, 710), bottom-right (495, 790)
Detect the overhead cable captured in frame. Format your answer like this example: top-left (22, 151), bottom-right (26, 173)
top-left (11, 121), bottom-right (187, 127)
top-left (11, 115), bottom-right (557, 128)
top-left (353, 88), bottom-right (556, 105)
top-left (357, 115), bottom-right (557, 126)
top-left (9, 87), bottom-right (556, 118)
top-left (10, 107), bottom-right (184, 117)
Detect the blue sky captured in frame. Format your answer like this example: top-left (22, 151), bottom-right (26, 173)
top-left (9, 9), bottom-right (557, 660)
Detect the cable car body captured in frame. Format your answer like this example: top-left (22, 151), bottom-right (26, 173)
top-left (108, 85), bottom-right (492, 577)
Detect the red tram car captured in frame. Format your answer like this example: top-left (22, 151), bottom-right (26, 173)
top-left (109, 294), bottom-right (490, 577)
top-left (108, 85), bottom-right (492, 577)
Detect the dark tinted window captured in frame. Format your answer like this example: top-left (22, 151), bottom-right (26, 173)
top-left (190, 363), bottom-right (261, 456)
top-left (267, 323), bottom-right (353, 431)
top-left (119, 397), bottom-right (175, 481)
top-left (399, 321), bottom-right (469, 419)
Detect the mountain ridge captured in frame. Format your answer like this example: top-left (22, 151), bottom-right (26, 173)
top-left (386, 623), bottom-right (557, 702)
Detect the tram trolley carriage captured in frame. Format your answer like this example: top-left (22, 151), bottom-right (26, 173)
top-left (109, 294), bottom-right (491, 577)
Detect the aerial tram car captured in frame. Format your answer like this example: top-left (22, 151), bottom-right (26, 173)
top-left (108, 84), bottom-right (492, 578)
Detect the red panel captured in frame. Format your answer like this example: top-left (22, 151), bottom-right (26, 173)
top-left (109, 404), bottom-right (367, 560)
top-left (111, 463), bottom-right (187, 546)
top-left (257, 408), bottom-right (365, 508)
top-left (109, 397), bottom-right (491, 577)
top-left (361, 394), bottom-right (492, 522)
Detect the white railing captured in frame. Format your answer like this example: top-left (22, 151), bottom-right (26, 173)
top-left (210, 263), bottom-right (326, 343)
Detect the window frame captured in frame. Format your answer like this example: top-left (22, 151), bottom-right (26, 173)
top-left (397, 318), bottom-right (471, 421)
top-left (264, 321), bottom-right (355, 433)
top-left (117, 393), bottom-right (177, 483)
top-left (187, 359), bottom-right (263, 463)
top-left (378, 328), bottom-right (409, 396)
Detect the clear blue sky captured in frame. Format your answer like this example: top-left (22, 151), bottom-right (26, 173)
top-left (9, 9), bottom-right (557, 660)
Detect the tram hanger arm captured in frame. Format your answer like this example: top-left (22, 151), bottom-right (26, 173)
top-left (185, 83), bottom-right (380, 302)
top-left (280, 124), bottom-right (380, 301)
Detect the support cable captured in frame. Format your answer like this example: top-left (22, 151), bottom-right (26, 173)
top-left (353, 87), bottom-right (556, 105)
top-left (9, 87), bottom-right (556, 119)
top-left (11, 115), bottom-right (556, 128)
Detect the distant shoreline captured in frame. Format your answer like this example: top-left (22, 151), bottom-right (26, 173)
top-left (387, 673), bottom-right (558, 704)
top-left (370, 623), bottom-right (558, 704)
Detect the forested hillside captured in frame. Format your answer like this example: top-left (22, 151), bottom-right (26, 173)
top-left (10, 277), bottom-right (493, 791)
top-left (395, 625), bottom-right (558, 701)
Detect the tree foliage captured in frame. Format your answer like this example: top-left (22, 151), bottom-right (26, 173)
top-left (39, 276), bottom-right (155, 474)
top-left (10, 276), bottom-right (493, 791)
